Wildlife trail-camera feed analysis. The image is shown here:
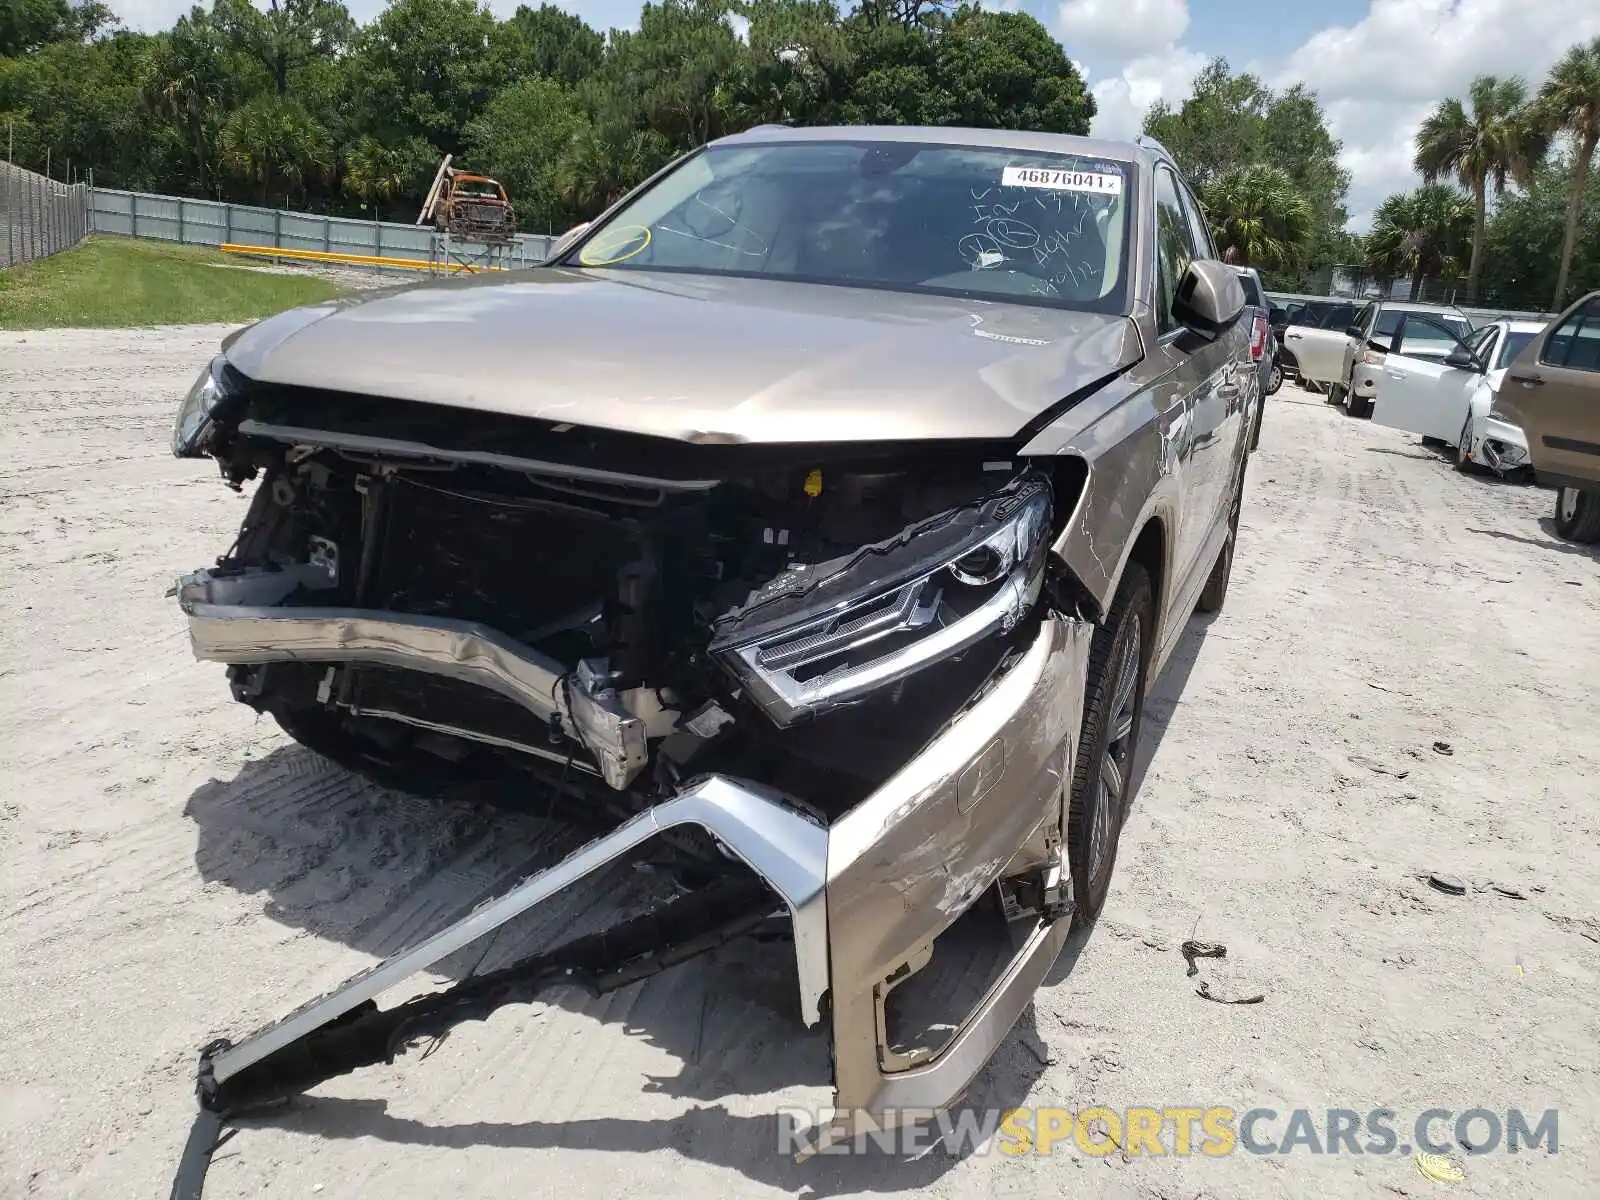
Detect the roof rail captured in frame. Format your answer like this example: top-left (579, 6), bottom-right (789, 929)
top-left (1135, 133), bottom-right (1173, 159)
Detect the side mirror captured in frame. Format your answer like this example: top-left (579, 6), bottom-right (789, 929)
top-left (1442, 346), bottom-right (1480, 371)
top-left (1172, 259), bottom-right (1245, 335)
top-left (549, 221), bottom-right (591, 258)
top-left (1344, 325), bottom-right (1364, 340)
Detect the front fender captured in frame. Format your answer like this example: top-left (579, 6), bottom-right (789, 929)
top-left (1020, 381), bottom-right (1182, 630)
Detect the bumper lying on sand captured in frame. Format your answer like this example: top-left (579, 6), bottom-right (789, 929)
top-left (175, 568), bottom-right (1093, 1157)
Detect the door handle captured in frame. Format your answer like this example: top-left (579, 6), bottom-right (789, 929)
top-left (1285, 331), bottom-right (1303, 340)
top-left (1386, 371), bottom-right (1405, 381)
top-left (1507, 373), bottom-right (1544, 387)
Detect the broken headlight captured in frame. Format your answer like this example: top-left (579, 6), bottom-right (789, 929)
top-left (712, 475), bottom-right (1052, 725)
top-left (171, 355), bottom-right (238, 458)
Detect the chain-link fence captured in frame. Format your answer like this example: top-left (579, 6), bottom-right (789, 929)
top-left (1, 160), bottom-right (91, 269)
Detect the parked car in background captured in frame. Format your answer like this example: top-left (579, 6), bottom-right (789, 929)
top-left (1289, 299), bottom-right (1473, 418)
top-left (1233, 266), bottom-right (1279, 450)
top-left (1370, 318), bottom-right (1544, 478)
top-left (1275, 297), bottom-right (1362, 385)
top-left (1494, 290), bottom-right (1600, 543)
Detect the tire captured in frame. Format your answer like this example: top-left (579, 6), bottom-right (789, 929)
top-left (1553, 486), bottom-right (1600, 543)
top-left (1326, 383), bottom-right (1345, 406)
top-left (1195, 466), bottom-right (1243, 614)
top-left (1265, 360), bottom-right (1283, 396)
top-left (1066, 562), bottom-right (1153, 921)
top-left (269, 704), bottom-right (463, 801)
top-left (1454, 415), bottom-right (1475, 472)
top-left (1347, 392), bottom-right (1372, 419)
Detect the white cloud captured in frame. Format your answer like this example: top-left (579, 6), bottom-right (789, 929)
top-left (1056, 0), bottom-right (1188, 61)
top-left (1088, 47), bottom-right (1206, 140)
top-left (1266, 0), bottom-right (1600, 230)
top-left (1056, 0), bottom-right (1201, 141)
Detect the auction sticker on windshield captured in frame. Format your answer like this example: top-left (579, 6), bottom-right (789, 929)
top-left (1001, 166), bottom-right (1122, 194)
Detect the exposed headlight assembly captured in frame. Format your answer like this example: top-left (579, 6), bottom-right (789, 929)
top-left (172, 355), bottom-right (239, 458)
top-left (711, 474), bottom-right (1052, 725)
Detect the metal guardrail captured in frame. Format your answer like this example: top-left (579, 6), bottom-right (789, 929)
top-left (222, 243), bottom-right (515, 273)
top-left (2, 160), bottom-right (90, 269)
top-left (89, 187), bottom-right (553, 270)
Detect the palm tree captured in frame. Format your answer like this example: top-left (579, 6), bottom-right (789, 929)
top-left (1200, 163), bottom-right (1315, 270)
top-left (343, 135), bottom-right (435, 217)
top-left (1364, 185), bottom-right (1474, 301)
top-left (555, 124), bottom-right (672, 214)
top-left (1414, 74), bottom-right (1545, 303)
top-left (1535, 37), bottom-right (1600, 309)
top-left (220, 94), bottom-right (332, 206)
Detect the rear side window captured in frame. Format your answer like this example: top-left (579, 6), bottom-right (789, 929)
top-left (1541, 300), bottom-right (1600, 373)
top-left (1326, 303), bottom-right (1360, 329)
top-left (1497, 330), bottom-right (1535, 369)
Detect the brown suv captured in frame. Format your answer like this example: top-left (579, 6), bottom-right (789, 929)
top-left (1497, 290), bottom-right (1600, 543)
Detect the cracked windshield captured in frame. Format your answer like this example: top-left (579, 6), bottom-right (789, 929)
top-left (571, 140), bottom-right (1131, 311)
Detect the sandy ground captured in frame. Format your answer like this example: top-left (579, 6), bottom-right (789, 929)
top-left (2, 327), bottom-right (1598, 1200)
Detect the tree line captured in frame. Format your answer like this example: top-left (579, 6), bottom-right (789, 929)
top-left (1, 0), bottom-right (1100, 233)
top-left (2, 1), bottom-right (1594, 307)
top-left (1144, 45), bottom-right (1600, 312)
top-left (1372, 41), bottom-right (1600, 311)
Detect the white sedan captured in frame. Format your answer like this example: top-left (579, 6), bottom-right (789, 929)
top-left (1370, 318), bottom-right (1545, 477)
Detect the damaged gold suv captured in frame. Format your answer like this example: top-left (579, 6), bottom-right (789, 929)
top-left (166, 125), bottom-right (1256, 1190)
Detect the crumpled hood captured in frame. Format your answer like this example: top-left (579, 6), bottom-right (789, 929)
top-left (222, 267), bottom-right (1140, 444)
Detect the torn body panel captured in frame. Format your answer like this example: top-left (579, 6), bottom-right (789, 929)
top-left (823, 614), bottom-right (1090, 1140)
top-left (172, 404), bottom-right (1099, 1159)
top-left (176, 613), bottom-right (1090, 1169)
top-left (1021, 313), bottom-right (1253, 676)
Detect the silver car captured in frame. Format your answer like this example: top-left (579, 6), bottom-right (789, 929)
top-left (165, 125), bottom-right (1255, 1189)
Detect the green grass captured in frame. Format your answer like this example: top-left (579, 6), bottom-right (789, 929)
top-left (0, 235), bottom-right (347, 329)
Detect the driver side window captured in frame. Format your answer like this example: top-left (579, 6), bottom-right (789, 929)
top-left (1392, 314), bottom-right (1469, 358)
top-left (1465, 325), bottom-right (1497, 361)
top-left (1153, 167), bottom-right (1199, 334)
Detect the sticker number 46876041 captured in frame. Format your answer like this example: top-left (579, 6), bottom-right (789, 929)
top-left (1001, 165), bottom-right (1122, 194)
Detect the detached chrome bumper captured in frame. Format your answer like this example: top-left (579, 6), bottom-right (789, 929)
top-left (177, 567), bottom-right (1092, 1138)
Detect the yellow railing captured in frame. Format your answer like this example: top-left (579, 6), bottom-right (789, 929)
top-left (219, 242), bottom-right (511, 273)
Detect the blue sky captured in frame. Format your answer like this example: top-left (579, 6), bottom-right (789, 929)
top-left (111, 0), bottom-right (1600, 230)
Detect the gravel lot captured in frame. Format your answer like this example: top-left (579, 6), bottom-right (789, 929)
top-left (2, 326), bottom-right (1597, 1200)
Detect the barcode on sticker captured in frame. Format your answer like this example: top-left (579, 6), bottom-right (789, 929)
top-left (1001, 166), bottom-right (1122, 194)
